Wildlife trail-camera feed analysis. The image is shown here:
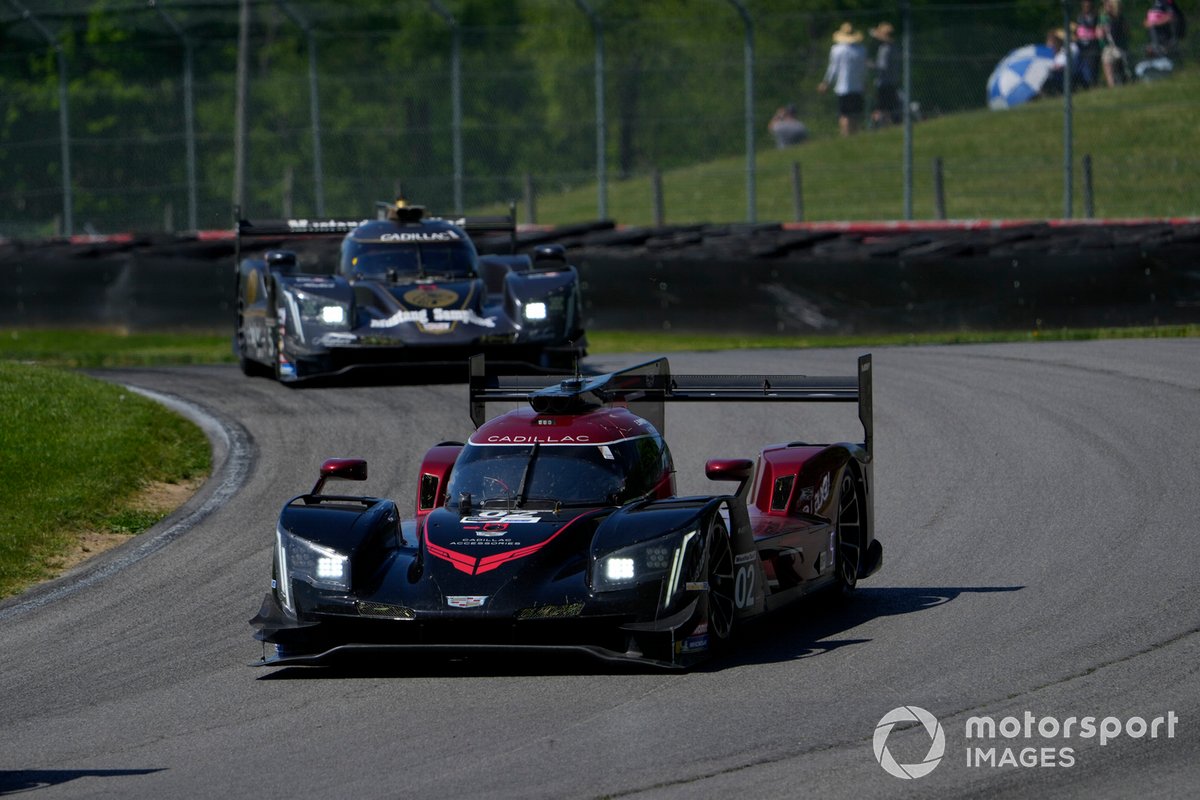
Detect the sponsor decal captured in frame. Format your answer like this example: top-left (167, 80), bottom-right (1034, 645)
top-left (733, 551), bottom-right (757, 565)
top-left (368, 307), bottom-right (496, 329)
top-left (676, 634), bottom-right (709, 654)
top-left (684, 581), bottom-right (710, 592)
top-left (461, 511), bottom-right (541, 524)
top-left (484, 434), bottom-right (591, 444)
top-left (427, 511), bottom-right (591, 576)
top-left (516, 601), bottom-right (585, 620)
top-left (432, 307), bottom-right (495, 327)
top-left (370, 309), bottom-right (425, 328)
top-left (286, 218), bottom-right (366, 233)
top-left (446, 595), bottom-right (487, 609)
top-left (449, 538), bottom-right (520, 547)
top-left (403, 286), bottom-right (459, 308)
top-left (817, 473), bottom-right (831, 512)
top-left (378, 230), bottom-right (460, 242)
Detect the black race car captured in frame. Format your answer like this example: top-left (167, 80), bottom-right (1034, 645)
top-left (251, 354), bottom-right (883, 668)
top-left (234, 201), bottom-right (586, 381)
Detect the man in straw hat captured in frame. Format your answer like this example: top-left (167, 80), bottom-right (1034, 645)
top-left (817, 22), bottom-right (868, 136)
top-left (869, 21), bottom-right (901, 127)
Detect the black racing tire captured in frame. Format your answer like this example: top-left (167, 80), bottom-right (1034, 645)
top-left (834, 469), bottom-right (864, 595)
top-left (236, 309), bottom-right (271, 378)
top-left (705, 515), bottom-right (738, 644)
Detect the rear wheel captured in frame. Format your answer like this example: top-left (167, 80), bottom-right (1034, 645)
top-left (835, 470), bottom-right (864, 594)
top-left (705, 516), bottom-right (737, 643)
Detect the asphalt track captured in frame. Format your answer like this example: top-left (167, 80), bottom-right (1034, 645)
top-left (1, 340), bottom-right (1198, 799)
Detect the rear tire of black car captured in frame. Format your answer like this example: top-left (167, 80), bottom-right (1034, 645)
top-left (705, 516), bottom-right (737, 644)
top-left (835, 469), bottom-right (864, 595)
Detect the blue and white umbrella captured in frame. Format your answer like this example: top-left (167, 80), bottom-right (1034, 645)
top-left (987, 44), bottom-right (1056, 110)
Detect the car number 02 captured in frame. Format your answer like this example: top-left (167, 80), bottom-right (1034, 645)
top-left (734, 565), bottom-right (756, 609)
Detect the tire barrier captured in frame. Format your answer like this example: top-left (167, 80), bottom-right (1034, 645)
top-left (2, 221), bottom-right (1198, 334)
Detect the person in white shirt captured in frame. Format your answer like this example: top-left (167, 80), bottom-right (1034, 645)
top-left (817, 22), bottom-right (868, 136)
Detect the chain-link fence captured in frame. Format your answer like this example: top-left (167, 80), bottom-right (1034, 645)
top-left (1, 1), bottom-right (1196, 236)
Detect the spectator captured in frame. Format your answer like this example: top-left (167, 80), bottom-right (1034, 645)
top-left (1145, 0), bottom-right (1179, 55)
top-left (868, 21), bottom-right (902, 127)
top-left (1100, 0), bottom-right (1131, 86)
top-left (1076, 0), bottom-right (1103, 87)
top-left (768, 104), bottom-right (808, 148)
top-left (817, 22), bottom-right (868, 137)
top-left (1042, 29), bottom-right (1066, 96)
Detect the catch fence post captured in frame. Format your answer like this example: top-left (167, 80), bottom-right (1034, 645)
top-left (652, 168), bottom-right (665, 227)
top-left (1082, 154), bottom-right (1094, 219)
top-left (933, 157), bottom-right (946, 220)
top-left (791, 162), bottom-right (804, 222)
top-left (523, 173), bottom-right (537, 225)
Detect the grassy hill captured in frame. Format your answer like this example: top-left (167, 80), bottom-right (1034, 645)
top-left (501, 67), bottom-right (1200, 226)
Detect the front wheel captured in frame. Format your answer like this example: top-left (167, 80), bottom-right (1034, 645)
top-left (704, 516), bottom-right (737, 644)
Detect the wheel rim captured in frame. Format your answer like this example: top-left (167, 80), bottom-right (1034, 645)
top-left (837, 473), bottom-right (862, 588)
top-left (707, 522), bottom-right (736, 640)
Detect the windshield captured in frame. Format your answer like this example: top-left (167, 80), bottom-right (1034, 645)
top-left (342, 241), bottom-right (477, 279)
top-left (445, 437), bottom-right (670, 509)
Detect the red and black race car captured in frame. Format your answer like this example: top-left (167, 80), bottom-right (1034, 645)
top-left (251, 354), bottom-right (883, 668)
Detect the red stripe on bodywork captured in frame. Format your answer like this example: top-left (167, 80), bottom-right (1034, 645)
top-left (426, 511), bottom-right (592, 576)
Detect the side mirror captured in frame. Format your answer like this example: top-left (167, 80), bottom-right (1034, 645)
top-left (265, 249), bottom-right (299, 274)
top-left (311, 458), bottom-right (368, 495)
top-left (705, 458), bottom-right (753, 482)
top-left (705, 458), bottom-right (754, 501)
top-left (532, 244), bottom-right (566, 265)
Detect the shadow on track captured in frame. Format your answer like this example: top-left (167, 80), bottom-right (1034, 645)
top-left (253, 585), bottom-right (1022, 680)
top-left (0, 769), bottom-right (163, 796)
top-left (705, 585), bottom-right (1024, 670)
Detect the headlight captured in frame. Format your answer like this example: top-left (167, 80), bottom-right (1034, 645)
top-left (274, 527), bottom-right (351, 611)
top-left (523, 301), bottom-right (547, 321)
top-left (592, 529), bottom-right (698, 594)
top-left (294, 290), bottom-right (351, 329)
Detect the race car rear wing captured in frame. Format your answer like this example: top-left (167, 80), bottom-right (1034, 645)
top-left (233, 210), bottom-right (518, 262)
top-left (468, 353), bottom-right (873, 456)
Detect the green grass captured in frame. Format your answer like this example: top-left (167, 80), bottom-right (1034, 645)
top-left (483, 66), bottom-right (1200, 225)
top-left (0, 363), bottom-right (211, 598)
top-left (0, 329), bottom-right (235, 369)
top-left (3, 326), bottom-right (1197, 370)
